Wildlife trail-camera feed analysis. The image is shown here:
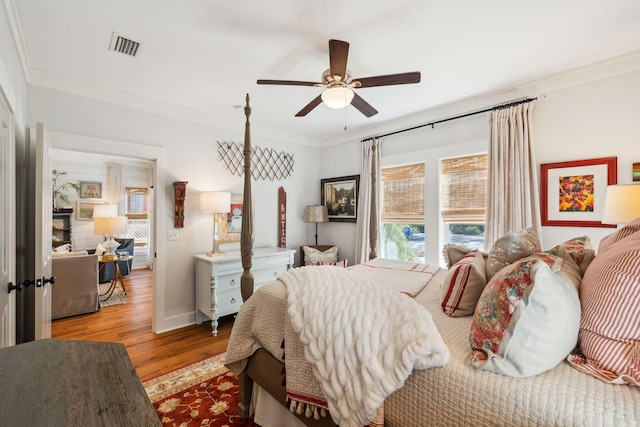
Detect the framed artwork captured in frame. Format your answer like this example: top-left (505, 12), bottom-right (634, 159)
top-left (219, 194), bottom-right (243, 243)
top-left (76, 200), bottom-right (107, 221)
top-left (321, 175), bottom-right (359, 223)
top-left (80, 182), bottom-right (102, 198)
top-left (633, 162), bottom-right (640, 182)
top-left (540, 157), bottom-right (617, 228)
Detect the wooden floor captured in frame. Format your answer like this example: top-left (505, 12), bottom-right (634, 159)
top-left (52, 268), bottom-right (234, 382)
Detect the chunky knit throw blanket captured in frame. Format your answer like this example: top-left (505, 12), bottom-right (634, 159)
top-left (280, 267), bottom-right (450, 427)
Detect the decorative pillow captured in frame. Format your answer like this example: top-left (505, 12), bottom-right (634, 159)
top-left (53, 243), bottom-right (71, 253)
top-left (315, 259), bottom-right (348, 268)
top-left (442, 244), bottom-right (477, 269)
top-left (51, 250), bottom-right (89, 257)
top-left (95, 243), bottom-right (106, 257)
top-left (470, 253), bottom-right (582, 377)
top-left (597, 215), bottom-right (640, 254)
top-left (440, 251), bottom-right (486, 317)
top-left (303, 245), bottom-right (338, 266)
top-left (485, 227), bottom-right (541, 280)
top-left (544, 235), bottom-right (595, 276)
top-left (567, 225), bottom-right (640, 385)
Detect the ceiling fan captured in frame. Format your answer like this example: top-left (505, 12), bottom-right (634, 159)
top-left (257, 39), bottom-right (421, 118)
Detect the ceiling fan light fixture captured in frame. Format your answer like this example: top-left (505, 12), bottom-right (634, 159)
top-left (321, 87), bottom-right (354, 109)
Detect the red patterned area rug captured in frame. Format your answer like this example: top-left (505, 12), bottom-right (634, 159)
top-left (143, 352), bottom-right (257, 427)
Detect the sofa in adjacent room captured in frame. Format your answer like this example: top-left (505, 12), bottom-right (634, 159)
top-left (51, 252), bottom-right (100, 319)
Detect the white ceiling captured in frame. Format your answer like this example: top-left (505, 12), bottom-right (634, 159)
top-left (8, 0), bottom-right (640, 145)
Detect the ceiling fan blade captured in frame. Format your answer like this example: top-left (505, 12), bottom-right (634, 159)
top-left (329, 39), bottom-right (349, 81)
top-left (353, 71), bottom-right (421, 88)
top-left (257, 79), bottom-right (321, 87)
top-left (295, 95), bottom-right (323, 117)
top-left (351, 93), bottom-right (378, 117)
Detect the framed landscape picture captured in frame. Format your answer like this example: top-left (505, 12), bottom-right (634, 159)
top-left (321, 175), bottom-right (359, 223)
top-left (540, 157), bottom-right (617, 228)
top-left (76, 200), bottom-right (107, 221)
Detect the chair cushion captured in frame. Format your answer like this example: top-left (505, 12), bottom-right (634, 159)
top-left (302, 245), bottom-right (338, 266)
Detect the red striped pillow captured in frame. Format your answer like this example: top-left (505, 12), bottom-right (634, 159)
top-left (315, 259), bottom-right (348, 268)
top-left (440, 251), bottom-right (486, 317)
top-left (567, 224), bottom-right (640, 385)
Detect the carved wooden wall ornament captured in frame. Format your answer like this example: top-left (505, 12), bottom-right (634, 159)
top-left (173, 181), bottom-right (188, 228)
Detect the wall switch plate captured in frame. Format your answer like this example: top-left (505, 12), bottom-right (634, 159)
top-left (167, 230), bottom-right (179, 241)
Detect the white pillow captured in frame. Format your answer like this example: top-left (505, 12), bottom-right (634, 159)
top-left (95, 243), bottom-right (106, 256)
top-left (303, 246), bottom-right (338, 266)
top-left (471, 255), bottom-right (581, 377)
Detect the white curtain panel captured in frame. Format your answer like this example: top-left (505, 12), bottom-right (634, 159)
top-left (485, 102), bottom-right (542, 250)
top-left (107, 163), bottom-right (126, 216)
top-left (356, 137), bottom-right (381, 264)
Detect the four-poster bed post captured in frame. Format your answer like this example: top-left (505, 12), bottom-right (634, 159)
top-left (240, 94), bottom-right (254, 302)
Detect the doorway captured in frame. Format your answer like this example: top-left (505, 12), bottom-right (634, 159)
top-left (46, 128), bottom-right (168, 333)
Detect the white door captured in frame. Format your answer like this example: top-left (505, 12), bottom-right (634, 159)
top-left (34, 123), bottom-right (53, 339)
top-left (0, 91), bottom-right (16, 348)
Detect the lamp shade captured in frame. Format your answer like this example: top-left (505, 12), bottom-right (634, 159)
top-left (94, 216), bottom-right (128, 235)
top-left (200, 191), bottom-right (231, 213)
top-left (601, 184), bottom-right (640, 225)
top-left (321, 87), bottom-right (354, 109)
top-left (93, 204), bottom-right (118, 218)
top-left (303, 205), bottom-right (328, 223)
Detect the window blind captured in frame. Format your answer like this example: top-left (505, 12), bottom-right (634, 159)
top-left (381, 163), bottom-right (425, 223)
top-left (125, 187), bottom-right (148, 219)
top-left (441, 154), bottom-right (487, 223)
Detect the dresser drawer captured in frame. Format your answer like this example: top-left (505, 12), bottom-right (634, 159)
top-left (216, 273), bottom-right (242, 292)
top-left (253, 264), bottom-right (288, 285)
top-left (216, 289), bottom-right (243, 316)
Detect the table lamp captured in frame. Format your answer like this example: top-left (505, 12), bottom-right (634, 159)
top-left (601, 184), bottom-right (640, 225)
top-left (94, 216), bottom-right (128, 261)
top-left (200, 191), bottom-right (231, 256)
top-left (303, 205), bottom-right (328, 245)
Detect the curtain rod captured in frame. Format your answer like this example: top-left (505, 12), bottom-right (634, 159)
top-left (362, 97), bottom-right (537, 142)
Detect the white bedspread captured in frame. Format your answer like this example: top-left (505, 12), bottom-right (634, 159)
top-left (281, 267), bottom-right (449, 427)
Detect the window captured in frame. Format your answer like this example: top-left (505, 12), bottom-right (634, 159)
top-left (125, 187), bottom-right (149, 248)
top-left (380, 163), bottom-right (425, 262)
top-left (440, 154), bottom-right (487, 250)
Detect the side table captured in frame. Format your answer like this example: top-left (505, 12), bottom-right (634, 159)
top-left (99, 255), bottom-right (133, 301)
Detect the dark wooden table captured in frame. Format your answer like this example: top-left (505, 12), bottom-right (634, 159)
top-left (0, 339), bottom-right (161, 426)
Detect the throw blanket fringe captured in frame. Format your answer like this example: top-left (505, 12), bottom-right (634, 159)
top-left (281, 267), bottom-right (450, 427)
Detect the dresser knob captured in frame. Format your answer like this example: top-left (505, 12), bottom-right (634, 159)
top-left (230, 279), bottom-right (235, 285)
top-left (273, 272), bottom-right (278, 277)
top-left (230, 298), bottom-right (236, 304)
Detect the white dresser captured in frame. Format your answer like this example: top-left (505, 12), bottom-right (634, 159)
top-left (195, 246), bottom-right (295, 335)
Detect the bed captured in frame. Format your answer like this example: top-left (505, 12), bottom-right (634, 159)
top-left (225, 95), bottom-right (640, 426)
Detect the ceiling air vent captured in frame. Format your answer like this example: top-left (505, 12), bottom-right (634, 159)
top-left (109, 32), bottom-right (141, 57)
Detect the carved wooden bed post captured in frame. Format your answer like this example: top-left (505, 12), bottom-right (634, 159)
top-left (240, 94), bottom-right (254, 302)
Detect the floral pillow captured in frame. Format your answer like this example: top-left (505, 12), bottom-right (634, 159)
top-left (544, 235), bottom-right (595, 276)
top-left (470, 252), bottom-right (581, 377)
top-left (485, 227), bottom-right (541, 280)
top-left (303, 245), bottom-right (338, 266)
